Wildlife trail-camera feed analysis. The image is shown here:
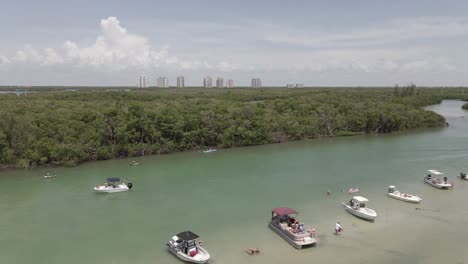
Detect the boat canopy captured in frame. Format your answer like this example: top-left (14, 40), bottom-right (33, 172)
top-left (106, 177), bottom-right (121, 182)
top-left (428, 170), bottom-right (443, 175)
top-left (272, 207), bottom-right (298, 216)
top-left (353, 196), bottom-right (369, 203)
top-left (389, 185), bottom-right (396, 188)
top-left (176, 231), bottom-right (199, 241)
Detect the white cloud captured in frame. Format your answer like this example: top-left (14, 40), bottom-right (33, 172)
top-left (0, 55), bottom-right (9, 65)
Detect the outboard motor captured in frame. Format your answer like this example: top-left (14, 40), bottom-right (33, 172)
top-left (127, 182), bottom-right (133, 189)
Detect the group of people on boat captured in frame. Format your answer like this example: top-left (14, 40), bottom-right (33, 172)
top-left (348, 199), bottom-right (360, 210)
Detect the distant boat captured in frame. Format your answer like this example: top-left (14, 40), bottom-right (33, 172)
top-left (457, 172), bottom-right (467, 181)
top-left (424, 170), bottom-right (452, 189)
top-left (41, 173), bottom-right (56, 179)
top-left (203, 148), bottom-right (217, 153)
top-left (129, 161), bottom-right (142, 166)
top-left (387, 185), bottom-right (422, 203)
top-left (94, 177), bottom-right (133, 193)
top-left (341, 196), bottom-right (377, 221)
top-left (347, 187), bottom-right (359, 194)
top-left (167, 231), bottom-right (211, 263)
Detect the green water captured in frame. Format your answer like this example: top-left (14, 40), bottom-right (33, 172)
top-left (1, 100), bottom-right (468, 264)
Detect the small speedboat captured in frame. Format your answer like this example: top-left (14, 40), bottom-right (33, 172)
top-left (424, 170), bottom-right (453, 189)
top-left (41, 173), bottom-right (56, 179)
top-left (342, 196), bottom-right (377, 221)
top-left (268, 207), bottom-right (317, 249)
top-left (347, 187), bottom-right (359, 194)
top-left (167, 231), bottom-right (211, 264)
top-left (457, 172), bottom-right (467, 181)
top-left (94, 177), bottom-right (133, 193)
top-left (203, 148), bottom-right (217, 153)
top-left (129, 161), bottom-right (142, 166)
top-left (387, 186), bottom-right (422, 203)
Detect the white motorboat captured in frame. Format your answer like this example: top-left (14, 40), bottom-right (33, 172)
top-left (41, 173), bottom-right (56, 179)
top-left (94, 177), bottom-right (133, 193)
top-left (167, 231), bottom-right (211, 264)
top-left (347, 187), bottom-right (359, 194)
top-left (203, 148), bottom-right (217, 153)
top-left (268, 207), bottom-right (317, 249)
top-left (341, 196), bottom-right (377, 221)
top-left (387, 186), bottom-right (422, 203)
top-left (424, 170), bottom-right (452, 189)
top-left (457, 172), bottom-right (467, 181)
top-left (129, 161), bottom-right (142, 166)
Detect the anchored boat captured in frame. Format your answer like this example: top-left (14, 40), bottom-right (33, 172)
top-left (167, 231), bottom-right (211, 264)
top-left (94, 177), bottom-right (133, 193)
top-left (387, 185), bottom-right (422, 203)
top-left (342, 196), bottom-right (377, 221)
top-left (424, 170), bottom-right (452, 189)
top-left (268, 207), bottom-right (317, 249)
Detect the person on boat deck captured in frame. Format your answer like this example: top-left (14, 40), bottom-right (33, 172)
top-left (349, 199), bottom-right (354, 207)
top-left (427, 174), bottom-right (431, 179)
top-left (443, 176), bottom-right (448, 183)
top-left (462, 173), bottom-right (467, 179)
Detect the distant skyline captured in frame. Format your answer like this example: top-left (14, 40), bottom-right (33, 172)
top-left (1, 0), bottom-right (468, 86)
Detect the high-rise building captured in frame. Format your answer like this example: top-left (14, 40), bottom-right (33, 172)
top-left (203, 76), bottom-right (213, 88)
top-left (176, 76), bottom-right (185, 88)
top-left (251, 78), bottom-right (262, 88)
top-left (286, 84), bottom-right (295, 88)
top-left (137, 76), bottom-right (148, 88)
top-left (157, 77), bottom-right (169, 88)
top-left (296, 83), bottom-right (304, 88)
top-left (227, 79), bottom-right (235, 88)
top-left (216, 77), bottom-right (224, 88)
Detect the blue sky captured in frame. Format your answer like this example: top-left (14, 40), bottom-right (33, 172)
top-left (1, 0), bottom-right (468, 86)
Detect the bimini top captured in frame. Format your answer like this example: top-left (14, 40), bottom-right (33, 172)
top-left (176, 231), bottom-right (199, 241)
top-left (353, 196), bottom-right (369, 203)
top-left (272, 207), bottom-right (298, 216)
top-left (106, 177), bottom-right (121, 182)
top-left (428, 170), bottom-right (443, 175)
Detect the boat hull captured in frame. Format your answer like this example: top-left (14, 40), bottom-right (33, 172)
top-left (424, 179), bottom-right (451, 189)
top-left (167, 245), bottom-right (211, 264)
top-left (268, 223), bottom-right (317, 249)
top-left (342, 203), bottom-right (377, 221)
top-left (388, 192), bottom-right (422, 203)
top-left (94, 184), bottom-right (129, 193)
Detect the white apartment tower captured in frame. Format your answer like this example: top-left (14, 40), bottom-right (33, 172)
top-left (216, 77), bottom-right (224, 88)
top-left (203, 76), bottom-right (213, 88)
top-left (176, 76), bottom-right (185, 88)
top-left (251, 78), bottom-right (262, 88)
top-left (227, 79), bottom-right (235, 88)
top-left (157, 77), bottom-right (169, 88)
top-left (137, 76), bottom-right (148, 88)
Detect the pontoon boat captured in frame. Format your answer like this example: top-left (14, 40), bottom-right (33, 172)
top-left (424, 170), bottom-right (452, 189)
top-left (341, 196), bottom-right (377, 221)
top-left (94, 177), bottom-right (133, 193)
top-left (167, 231), bottom-right (211, 264)
top-left (268, 207), bottom-right (317, 249)
top-left (387, 185), bottom-right (422, 203)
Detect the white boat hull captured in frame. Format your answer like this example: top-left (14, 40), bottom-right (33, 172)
top-left (167, 245), bottom-right (211, 263)
top-left (342, 203), bottom-right (377, 221)
top-left (424, 178), bottom-right (452, 189)
top-left (94, 184), bottom-right (129, 193)
top-left (388, 192), bottom-right (422, 203)
top-left (268, 223), bottom-right (317, 249)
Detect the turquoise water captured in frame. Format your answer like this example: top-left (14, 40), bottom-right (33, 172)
top-left (0, 100), bottom-right (467, 264)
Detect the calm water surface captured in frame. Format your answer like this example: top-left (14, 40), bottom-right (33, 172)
top-left (1, 100), bottom-right (467, 264)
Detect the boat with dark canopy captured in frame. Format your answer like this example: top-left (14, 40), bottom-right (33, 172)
top-left (94, 177), bottom-right (133, 193)
top-left (167, 231), bottom-right (210, 263)
top-left (268, 207), bottom-right (317, 249)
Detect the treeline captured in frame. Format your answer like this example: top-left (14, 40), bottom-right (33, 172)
top-left (0, 88), bottom-right (446, 168)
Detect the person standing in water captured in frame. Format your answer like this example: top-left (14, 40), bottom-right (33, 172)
top-left (335, 222), bottom-right (343, 235)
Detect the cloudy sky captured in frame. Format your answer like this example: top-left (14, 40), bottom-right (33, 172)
top-left (1, 0), bottom-right (468, 86)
